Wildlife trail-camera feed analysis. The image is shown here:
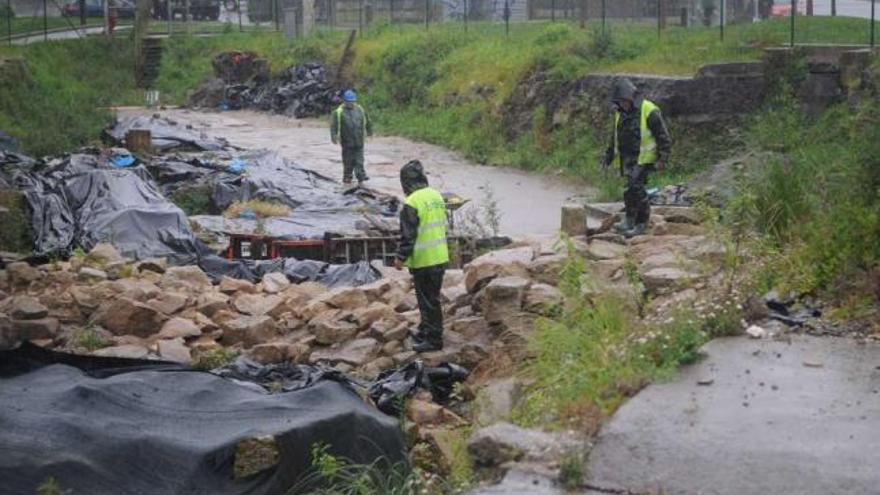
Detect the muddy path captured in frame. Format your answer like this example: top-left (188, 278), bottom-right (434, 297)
top-left (118, 108), bottom-right (591, 239)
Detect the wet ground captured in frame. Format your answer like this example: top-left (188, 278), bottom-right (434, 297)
top-left (117, 107), bottom-right (590, 239)
top-left (585, 335), bottom-right (880, 495)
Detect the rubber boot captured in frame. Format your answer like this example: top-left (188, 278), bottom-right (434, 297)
top-left (613, 215), bottom-right (634, 234)
top-left (623, 222), bottom-right (648, 238)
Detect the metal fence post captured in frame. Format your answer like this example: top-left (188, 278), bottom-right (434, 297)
top-left (7, 0), bottom-right (11, 45)
top-left (358, 0), bottom-right (363, 34)
top-left (871, 0), bottom-right (876, 47)
top-left (238, 0), bottom-right (243, 31)
top-left (274, 0), bottom-right (279, 31)
top-left (789, 0), bottom-right (795, 47)
top-left (425, 0), bottom-right (429, 28)
top-left (42, 0), bottom-right (47, 41)
top-left (551, 0), bottom-right (555, 21)
top-left (463, 0), bottom-right (467, 32)
top-left (601, 0), bottom-right (605, 33)
top-left (720, 0), bottom-right (724, 42)
top-left (504, 0), bottom-right (509, 34)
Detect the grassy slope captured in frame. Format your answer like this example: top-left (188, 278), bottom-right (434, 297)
top-left (0, 37), bottom-right (140, 155)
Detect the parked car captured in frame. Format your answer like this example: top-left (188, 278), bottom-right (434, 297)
top-left (151, 0), bottom-right (221, 20)
top-left (61, 0), bottom-right (136, 19)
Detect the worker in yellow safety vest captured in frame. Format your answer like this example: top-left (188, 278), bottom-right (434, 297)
top-left (601, 78), bottom-right (673, 237)
top-left (394, 160), bottom-right (449, 353)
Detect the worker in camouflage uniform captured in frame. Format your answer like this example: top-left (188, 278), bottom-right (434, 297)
top-left (394, 160), bottom-right (449, 353)
top-left (602, 78), bottom-right (672, 237)
top-left (330, 89), bottom-right (373, 185)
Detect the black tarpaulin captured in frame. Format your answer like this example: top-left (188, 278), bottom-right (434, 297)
top-left (1, 151), bottom-right (212, 260)
top-left (197, 257), bottom-right (382, 288)
top-left (107, 114), bottom-right (233, 152)
top-left (0, 344), bottom-right (407, 495)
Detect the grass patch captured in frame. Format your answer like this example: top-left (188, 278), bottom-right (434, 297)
top-left (191, 346), bottom-right (238, 370)
top-left (0, 37), bottom-right (140, 156)
top-left (73, 326), bottom-right (109, 352)
top-left (732, 96), bottom-right (880, 299)
top-left (224, 199), bottom-right (291, 219)
top-left (514, 245), bottom-right (712, 429)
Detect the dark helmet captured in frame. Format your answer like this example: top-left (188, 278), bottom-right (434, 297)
top-left (400, 160), bottom-right (429, 196)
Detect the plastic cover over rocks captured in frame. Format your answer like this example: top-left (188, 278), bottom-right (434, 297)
top-left (1, 150), bottom-right (212, 261)
top-left (189, 52), bottom-right (339, 118)
top-left (107, 114), bottom-right (234, 152)
top-left (0, 343), bottom-right (407, 495)
top-left (147, 149), bottom-right (399, 239)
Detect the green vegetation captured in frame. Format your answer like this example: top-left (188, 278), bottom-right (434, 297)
top-left (191, 346), bottom-right (238, 369)
top-left (514, 245), bottom-right (713, 429)
top-left (290, 443), bottom-right (441, 495)
top-left (73, 326), bottom-right (109, 351)
top-left (224, 199), bottom-right (292, 219)
top-left (0, 188), bottom-right (31, 252)
top-left (0, 37), bottom-right (140, 155)
top-left (730, 96), bottom-right (880, 301)
top-left (0, 17), bottom-right (105, 37)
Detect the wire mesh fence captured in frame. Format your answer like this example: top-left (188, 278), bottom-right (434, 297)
top-left (3, 0), bottom-right (878, 45)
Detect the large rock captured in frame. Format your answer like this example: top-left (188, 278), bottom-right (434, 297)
top-left (233, 293), bottom-right (285, 317)
top-left (523, 283), bottom-right (563, 314)
top-left (70, 286), bottom-right (100, 313)
top-left (310, 311), bottom-right (358, 345)
top-left (450, 317), bottom-right (489, 340)
top-left (353, 302), bottom-right (397, 330)
top-left (443, 269), bottom-right (465, 289)
top-left (6, 262), bottom-right (39, 287)
top-left (368, 320), bottom-right (409, 342)
top-left (40, 292), bottom-right (84, 324)
top-left (261, 273), bottom-right (291, 294)
top-left (87, 243), bottom-right (124, 265)
top-left (158, 317), bottom-right (202, 339)
top-left (219, 276), bottom-right (257, 295)
top-left (467, 422), bottom-right (579, 467)
top-left (323, 287), bottom-right (370, 310)
top-left (94, 297), bottom-right (168, 338)
top-left (196, 292), bottom-right (229, 317)
top-left (310, 337), bottom-right (379, 366)
top-left (114, 279), bottom-right (161, 302)
top-left (384, 289), bottom-right (417, 313)
top-left (7, 296), bottom-right (48, 320)
top-left (527, 254), bottom-right (567, 286)
top-left (654, 206), bottom-right (701, 224)
top-left (464, 247), bottom-right (535, 294)
top-left (408, 399), bottom-right (466, 426)
top-left (474, 378), bottom-right (524, 426)
top-left (147, 292), bottom-right (188, 316)
top-left (247, 342), bottom-right (310, 364)
top-left (642, 267), bottom-right (702, 294)
top-left (135, 258), bottom-right (167, 274)
top-left (582, 239), bottom-right (626, 261)
top-left (156, 338), bottom-right (191, 363)
top-left (483, 276), bottom-right (531, 324)
top-left (652, 222), bottom-right (706, 237)
top-left (221, 315), bottom-right (279, 347)
top-left (78, 267), bottom-right (109, 282)
top-left (0, 313), bottom-right (16, 350)
top-left (93, 344), bottom-right (150, 359)
top-left (160, 266), bottom-right (212, 292)
top-left (12, 317), bottom-right (59, 341)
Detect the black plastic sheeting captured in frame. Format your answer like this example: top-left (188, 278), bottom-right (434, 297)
top-left (146, 149), bottom-right (399, 239)
top-left (0, 151), bottom-right (384, 288)
top-left (189, 57), bottom-right (339, 118)
top-left (106, 114), bottom-right (234, 152)
top-left (200, 257), bottom-right (382, 288)
top-left (369, 361), bottom-right (471, 416)
top-left (1, 151), bottom-right (212, 261)
top-left (0, 343), bottom-right (407, 495)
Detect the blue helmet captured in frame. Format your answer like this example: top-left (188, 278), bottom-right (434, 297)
top-left (343, 89), bottom-right (357, 102)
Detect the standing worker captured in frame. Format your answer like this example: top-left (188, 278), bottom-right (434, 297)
top-left (602, 78), bottom-right (672, 237)
top-left (330, 89), bottom-right (373, 186)
top-left (394, 160), bottom-right (448, 353)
